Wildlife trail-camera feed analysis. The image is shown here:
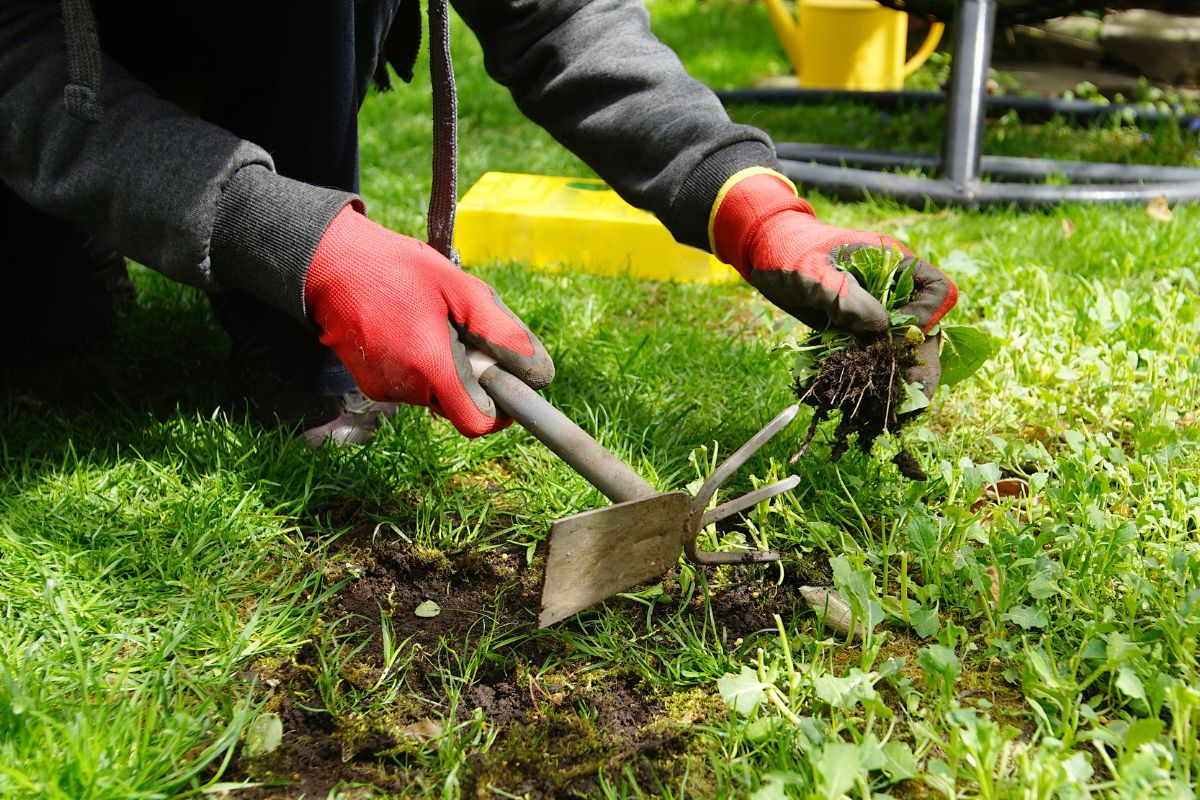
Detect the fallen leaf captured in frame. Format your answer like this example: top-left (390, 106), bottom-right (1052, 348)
top-left (971, 477), bottom-right (1031, 513)
top-left (1021, 425), bottom-right (1051, 443)
top-left (985, 566), bottom-right (1000, 610)
top-left (1146, 196), bottom-right (1174, 223)
top-left (1060, 217), bottom-right (1076, 239)
top-left (401, 719), bottom-right (443, 745)
top-left (986, 478), bottom-right (1030, 501)
top-left (414, 600), bottom-right (441, 618)
top-left (243, 712), bottom-right (284, 758)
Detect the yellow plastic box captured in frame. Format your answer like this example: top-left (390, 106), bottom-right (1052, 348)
top-left (454, 172), bottom-right (735, 284)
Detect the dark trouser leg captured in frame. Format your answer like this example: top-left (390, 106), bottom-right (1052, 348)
top-left (0, 183), bottom-right (124, 368)
top-left (198, 0), bottom-right (362, 412)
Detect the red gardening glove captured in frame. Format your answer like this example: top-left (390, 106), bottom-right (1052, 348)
top-left (304, 205), bottom-right (554, 437)
top-left (712, 170), bottom-right (957, 396)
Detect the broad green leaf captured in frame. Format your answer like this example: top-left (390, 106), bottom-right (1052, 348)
top-left (880, 597), bottom-right (939, 638)
top-left (881, 741), bottom-right (919, 782)
top-left (904, 510), bottom-right (940, 562)
top-left (910, 605), bottom-right (941, 638)
top-left (793, 347), bottom-right (820, 388)
top-left (1125, 717), bottom-right (1163, 750)
top-left (1025, 648), bottom-right (1058, 688)
top-left (796, 715), bottom-right (830, 747)
top-left (1002, 604), bottom-right (1049, 630)
top-left (718, 666), bottom-right (771, 715)
top-left (243, 712), bottom-right (283, 758)
top-left (939, 249), bottom-right (982, 277)
top-left (897, 380), bottom-right (931, 415)
top-left (815, 742), bottom-right (865, 800)
top-left (917, 644), bottom-right (961, 683)
top-left (856, 733), bottom-right (888, 772)
top-left (830, 557), bottom-right (885, 632)
top-left (746, 717), bottom-right (784, 744)
top-left (813, 669), bottom-right (880, 710)
top-left (749, 780), bottom-right (789, 800)
top-left (1028, 575), bottom-right (1060, 600)
top-left (1116, 666), bottom-right (1147, 701)
top-left (1105, 631), bottom-right (1145, 667)
top-left (1111, 288), bottom-right (1131, 321)
top-left (1062, 752), bottom-right (1095, 784)
top-left (751, 772), bottom-right (807, 800)
top-left (939, 325), bottom-right (998, 386)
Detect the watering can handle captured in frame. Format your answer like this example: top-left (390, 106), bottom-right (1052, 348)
top-left (467, 349), bottom-right (658, 504)
top-left (903, 20), bottom-right (944, 79)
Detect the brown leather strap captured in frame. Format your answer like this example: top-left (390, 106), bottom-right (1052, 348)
top-left (427, 0), bottom-right (459, 265)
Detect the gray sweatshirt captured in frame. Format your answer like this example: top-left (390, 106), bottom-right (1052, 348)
top-left (0, 0), bottom-right (777, 322)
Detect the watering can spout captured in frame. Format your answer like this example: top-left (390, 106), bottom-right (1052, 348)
top-left (763, 0), bottom-right (803, 75)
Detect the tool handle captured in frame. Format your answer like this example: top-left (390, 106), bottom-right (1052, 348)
top-left (468, 350), bottom-right (657, 504)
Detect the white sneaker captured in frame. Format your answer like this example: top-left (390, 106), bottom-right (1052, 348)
top-left (301, 389), bottom-right (399, 447)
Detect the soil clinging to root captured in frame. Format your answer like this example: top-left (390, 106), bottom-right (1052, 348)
top-left (794, 339), bottom-right (928, 481)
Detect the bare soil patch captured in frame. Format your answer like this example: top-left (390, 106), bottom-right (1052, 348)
top-left (224, 522), bottom-right (796, 797)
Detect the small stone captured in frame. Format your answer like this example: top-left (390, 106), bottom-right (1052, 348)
top-left (798, 586), bottom-right (862, 642)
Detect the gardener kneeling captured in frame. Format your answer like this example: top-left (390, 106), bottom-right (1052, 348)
top-left (1, 0), bottom-right (956, 444)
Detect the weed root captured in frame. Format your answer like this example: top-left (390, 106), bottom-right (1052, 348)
top-left (793, 339), bottom-right (927, 480)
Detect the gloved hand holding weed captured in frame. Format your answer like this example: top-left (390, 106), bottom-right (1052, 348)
top-left (711, 169), bottom-right (985, 480)
top-left (710, 169), bottom-right (958, 343)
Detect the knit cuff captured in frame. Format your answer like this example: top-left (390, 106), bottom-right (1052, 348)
top-left (662, 140), bottom-right (778, 252)
top-left (707, 167), bottom-right (799, 255)
top-left (211, 164), bottom-right (362, 321)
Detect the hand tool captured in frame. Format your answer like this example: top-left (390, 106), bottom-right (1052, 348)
top-left (469, 351), bottom-right (800, 627)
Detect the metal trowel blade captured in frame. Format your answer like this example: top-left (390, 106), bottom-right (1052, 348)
top-left (538, 491), bottom-right (691, 628)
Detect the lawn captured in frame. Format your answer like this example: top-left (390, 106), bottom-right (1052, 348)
top-left (2, 2), bottom-right (1199, 798)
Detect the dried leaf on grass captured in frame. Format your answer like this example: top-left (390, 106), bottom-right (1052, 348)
top-left (1146, 196), bottom-right (1174, 223)
top-left (970, 477), bottom-right (1031, 514)
top-left (401, 719), bottom-right (444, 745)
top-left (243, 712), bottom-right (283, 758)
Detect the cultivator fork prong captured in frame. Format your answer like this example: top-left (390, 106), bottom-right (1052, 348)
top-left (684, 404), bottom-right (800, 565)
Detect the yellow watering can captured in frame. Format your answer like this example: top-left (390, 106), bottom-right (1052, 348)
top-left (763, 0), bottom-right (944, 91)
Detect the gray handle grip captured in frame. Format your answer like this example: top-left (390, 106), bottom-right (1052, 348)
top-left (468, 351), bottom-right (656, 504)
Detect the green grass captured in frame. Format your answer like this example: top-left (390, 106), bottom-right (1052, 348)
top-left (3, 1), bottom-right (1200, 797)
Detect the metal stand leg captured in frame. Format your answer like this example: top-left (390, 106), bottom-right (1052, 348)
top-left (727, 0), bottom-right (1200, 208)
top-left (941, 0), bottom-right (994, 188)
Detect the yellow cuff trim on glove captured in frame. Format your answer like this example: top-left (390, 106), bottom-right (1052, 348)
top-left (706, 167), bottom-right (798, 254)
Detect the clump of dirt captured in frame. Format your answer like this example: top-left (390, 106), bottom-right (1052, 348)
top-left (793, 339), bottom-right (928, 481)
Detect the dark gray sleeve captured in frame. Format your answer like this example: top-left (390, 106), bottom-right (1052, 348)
top-left (0, 1), bottom-right (350, 318)
top-left (452, 0), bottom-right (778, 251)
